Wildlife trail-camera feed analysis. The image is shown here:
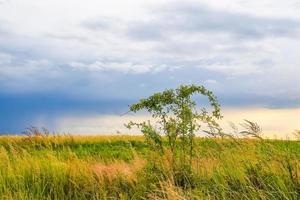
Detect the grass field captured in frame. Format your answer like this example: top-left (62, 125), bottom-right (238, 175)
top-left (0, 134), bottom-right (299, 199)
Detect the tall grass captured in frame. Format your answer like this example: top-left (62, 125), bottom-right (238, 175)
top-left (0, 133), bottom-right (299, 199)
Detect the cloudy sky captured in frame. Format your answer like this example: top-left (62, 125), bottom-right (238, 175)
top-left (0, 0), bottom-right (299, 136)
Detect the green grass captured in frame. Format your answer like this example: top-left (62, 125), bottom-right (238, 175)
top-left (0, 135), bottom-right (299, 199)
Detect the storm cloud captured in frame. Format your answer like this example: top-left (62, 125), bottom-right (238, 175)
top-left (125, 3), bottom-right (300, 40)
top-left (0, 0), bottom-right (300, 132)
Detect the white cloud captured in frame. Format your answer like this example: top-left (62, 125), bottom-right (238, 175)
top-left (1, 0), bottom-right (299, 76)
top-left (0, 0), bottom-right (300, 107)
top-left (69, 61), bottom-right (156, 74)
top-left (205, 79), bottom-right (217, 84)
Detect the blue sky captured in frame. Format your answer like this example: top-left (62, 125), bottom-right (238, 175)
top-left (0, 0), bottom-right (300, 134)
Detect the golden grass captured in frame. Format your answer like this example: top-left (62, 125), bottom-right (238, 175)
top-left (0, 135), bottom-right (145, 143)
top-left (91, 155), bottom-right (146, 181)
top-left (0, 135), bottom-right (299, 199)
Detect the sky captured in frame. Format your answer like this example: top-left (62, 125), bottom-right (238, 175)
top-left (0, 0), bottom-right (299, 136)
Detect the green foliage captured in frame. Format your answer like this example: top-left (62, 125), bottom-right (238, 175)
top-left (126, 84), bottom-right (222, 166)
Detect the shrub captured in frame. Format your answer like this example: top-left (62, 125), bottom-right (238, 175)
top-left (126, 84), bottom-right (222, 187)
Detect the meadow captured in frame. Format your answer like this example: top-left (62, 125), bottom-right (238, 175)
top-left (0, 132), bottom-right (299, 200)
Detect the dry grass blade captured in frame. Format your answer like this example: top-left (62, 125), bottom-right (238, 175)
top-left (240, 120), bottom-right (263, 139)
top-left (293, 130), bottom-right (300, 140)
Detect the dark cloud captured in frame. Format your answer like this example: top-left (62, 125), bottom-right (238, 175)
top-left (219, 94), bottom-right (300, 109)
top-left (0, 93), bottom-right (132, 133)
top-left (126, 2), bottom-right (300, 41)
top-left (0, 63), bottom-right (299, 133)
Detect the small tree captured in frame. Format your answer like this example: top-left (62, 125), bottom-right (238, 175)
top-left (126, 84), bottom-right (222, 168)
